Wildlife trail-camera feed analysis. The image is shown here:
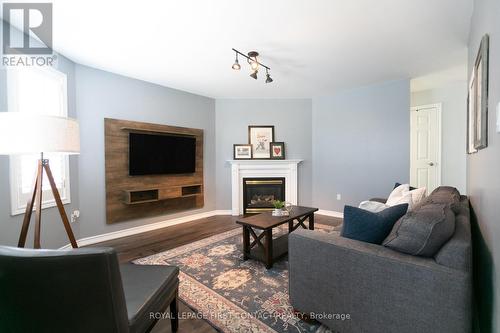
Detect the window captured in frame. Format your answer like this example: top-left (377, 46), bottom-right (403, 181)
top-left (8, 67), bottom-right (71, 215)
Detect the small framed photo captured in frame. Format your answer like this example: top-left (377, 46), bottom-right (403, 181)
top-left (248, 125), bottom-right (275, 159)
top-left (270, 142), bottom-right (285, 159)
top-left (233, 144), bottom-right (253, 160)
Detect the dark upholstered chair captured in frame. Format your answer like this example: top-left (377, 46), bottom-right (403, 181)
top-left (0, 246), bottom-right (179, 333)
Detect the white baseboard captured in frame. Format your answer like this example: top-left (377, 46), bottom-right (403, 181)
top-left (317, 209), bottom-right (344, 218)
top-left (58, 208), bottom-right (340, 250)
top-left (59, 209), bottom-right (232, 250)
top-left (213, 210), bottom-right (233, 216)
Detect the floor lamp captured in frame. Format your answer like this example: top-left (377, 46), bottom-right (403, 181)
top-left (0, 113), bottom-right (80, 249)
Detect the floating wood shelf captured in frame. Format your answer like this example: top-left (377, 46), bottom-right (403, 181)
top-left (123, 189), bottom-right (159, 205)
top-left (122, 184), bottom-right (203, 205)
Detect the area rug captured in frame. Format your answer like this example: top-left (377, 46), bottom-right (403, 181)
top-left (134, 224), bottom-right (339, 333)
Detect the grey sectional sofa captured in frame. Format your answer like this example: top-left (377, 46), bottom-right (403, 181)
top-left (289, 186), bottom-right (472, 333)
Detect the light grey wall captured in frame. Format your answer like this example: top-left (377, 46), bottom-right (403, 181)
top-left (74, 65), bottom-right (216, 241)
top-left (0, 54), bottom-right (80, 248)
top-left (215, 99), bottom-right (312, 209)
top-left (312, 79), bottom-right (410, 211)
top-left (467, 0), bottom-right (500, 331)
top-left (411, 81), bottom-right (468, 193)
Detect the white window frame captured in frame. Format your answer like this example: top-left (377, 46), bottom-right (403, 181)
top-left (7, 67), bottom-right (71, 216)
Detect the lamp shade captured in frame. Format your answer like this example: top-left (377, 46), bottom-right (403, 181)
top-left (0, 113), bottom-right (80, 155)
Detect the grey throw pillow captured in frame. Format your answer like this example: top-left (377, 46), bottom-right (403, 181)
top-left (383, 203), bottom-right (455, 257)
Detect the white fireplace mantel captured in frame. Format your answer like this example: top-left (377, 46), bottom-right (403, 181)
top-left (227, 159), bottom-right (303, 216)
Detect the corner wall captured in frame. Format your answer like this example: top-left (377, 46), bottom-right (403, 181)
top-left (312, 79), bottom-right (411, 212)
top-left (215, 99), bottom-right (313, 209)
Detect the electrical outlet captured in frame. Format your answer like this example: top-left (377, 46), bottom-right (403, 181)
top-left (336, 194), bottom-right (341, 201)
top-left (70, 210), bottom-right (80, 223)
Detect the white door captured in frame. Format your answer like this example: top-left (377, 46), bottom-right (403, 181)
top-left (410, 104), bottom-right (441, 192)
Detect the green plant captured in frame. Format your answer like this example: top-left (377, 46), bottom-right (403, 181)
top-left (273, 200), bottom-right (285, 209)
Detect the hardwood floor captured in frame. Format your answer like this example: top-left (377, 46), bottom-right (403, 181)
top-left (93, 213), bottom-right (342, 333)
top-left (97, 215), bottom-right (242, 263)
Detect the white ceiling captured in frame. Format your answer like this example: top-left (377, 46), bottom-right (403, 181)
top-left (8, 0), bottom-right (474, 98)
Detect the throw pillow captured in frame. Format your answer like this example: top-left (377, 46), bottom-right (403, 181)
top-left (341, 204), bottom-right (409, 244)
top-left (407, 186), bottom-right (427, 207)
top-left (386, 184), bottom-right (413, 207)
top-left (358, 200), bottom-right (389, 213)
top-left (394, 182), bottom-right (417, 191)
top-left (387, 183), bottom-right (426, 210)
top-left (383, 203), bottom-right (455, 257)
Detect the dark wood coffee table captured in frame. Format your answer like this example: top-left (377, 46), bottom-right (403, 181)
top-left (236, 206), bottom-right (318, 269)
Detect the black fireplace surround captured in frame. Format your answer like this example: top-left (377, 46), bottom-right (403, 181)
top-left (243, 178), bottom-right (285, 214)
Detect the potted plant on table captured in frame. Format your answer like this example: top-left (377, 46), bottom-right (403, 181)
top-left (272, 200), bottom-right (286, 217)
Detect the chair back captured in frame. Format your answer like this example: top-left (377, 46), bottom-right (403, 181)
top-left (0, 246), bottom-right (129, 333)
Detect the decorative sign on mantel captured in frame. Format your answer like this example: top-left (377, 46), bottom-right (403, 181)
top-left (227, 159), bottom-right (303, 216)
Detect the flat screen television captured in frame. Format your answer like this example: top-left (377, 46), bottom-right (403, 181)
top-left (129, 132), bottom-right (196, 176)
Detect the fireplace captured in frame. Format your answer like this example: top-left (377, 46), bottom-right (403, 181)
top-left (243, 178), bottom-right (285, 214)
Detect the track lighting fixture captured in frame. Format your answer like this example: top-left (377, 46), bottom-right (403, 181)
top-left (231, 48), bottom-right (274, 83)
top-left (232, 53), bottom-right (241, 70)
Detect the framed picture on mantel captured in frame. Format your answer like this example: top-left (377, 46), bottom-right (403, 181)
top-left (248, 125), bottom-right (275, 159)
top-left (233, 144), bottom-right (252, 159)
top-left (270, 142), bottom-right (285, 159)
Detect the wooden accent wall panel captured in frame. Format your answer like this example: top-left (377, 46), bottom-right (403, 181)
top-left (105, 118), bottom-right (204, 224)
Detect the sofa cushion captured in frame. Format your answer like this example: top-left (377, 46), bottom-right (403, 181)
top-left (383, 203), bottom-right (455, 257)
top-left (434, 197), bottom-right (471, 272)
top-left (341, 204), bottom-right (408, 244)
top-left (416, 186), bottom-right (460, 208)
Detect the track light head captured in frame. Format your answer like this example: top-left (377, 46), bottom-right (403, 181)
top-left (250, 60), bottom-right (259, 70)
top-left (232, 52), bottom-right (241, 70)
top-left (265, 73), bottom-right (273, 83)
top-left (232, 59), bottom-right (241, 70)
top-left (250, 70), bottom-right (258, 80)
top-left (248, 51), bottom-right (259, 71)
top-left (265, 69), bottom-right (273, 83)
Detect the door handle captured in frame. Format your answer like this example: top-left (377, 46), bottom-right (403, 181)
top-left (428, 162), bottom-right (434, 166)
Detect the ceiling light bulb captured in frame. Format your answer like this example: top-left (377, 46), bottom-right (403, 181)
top-left (250, 60), bottom-right (259, 70)
top-left (232, 53), bottom-right (241, 70)
top-left (250, 70), bottom-right (258, 80)
top-left (232, 59), bottom-right (241, 70)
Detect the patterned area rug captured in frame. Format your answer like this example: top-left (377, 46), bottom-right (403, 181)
top-left (134, 224), bottom-right (338, 333)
